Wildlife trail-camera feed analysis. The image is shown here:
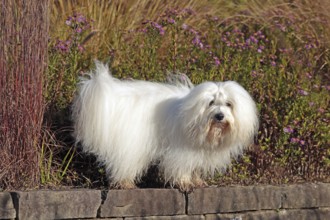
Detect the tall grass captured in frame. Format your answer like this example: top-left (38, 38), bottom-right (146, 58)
top-left (0, 0), bottom-right (49, 189)
top-left (50, 0), bottom-right (260, 60)
top-left (44, 0), bottom-right (329, 188)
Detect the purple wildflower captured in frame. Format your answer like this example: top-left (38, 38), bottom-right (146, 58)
top-left (182, 23), bottom-right (188, 30)
top-left (249, 36), bottom-right (258, 44)
top-left (152, 22), bottom-right (162, 29)
top-left (168, 18), bottom-right (176, 24)
top-left (290, 138), bottom-right (300, 143)
top-left (232, 27), bottom-right (240, 33)
top-left (55, 39), bottom-right (71, 53)
top-left (78, 44), bottom-right (85, 53)
top-left (213, 56), bottom-right (220, 66)
top-left (76, 14), bottom-right (86, 23)
top-left (65, 17), bottom-right (72, 26)
top-left (189, 28), bottom-right (198, 35)
top-left (192, 36), bottom-right (203, 49)
top-left (159, 29), bottom-right (165, 35)
top-left (298, 89), bottom-right (309, 96)
top-left (305, 44), bottom-right (312, 49)
top-left (283, 126), bottom-right (294, 134)
top-left (151, 22), bottom-right (165, 35)
top-left (305, 72), bottom-right (312, 79)
top-left (76, 27), bottom-right (82, 33)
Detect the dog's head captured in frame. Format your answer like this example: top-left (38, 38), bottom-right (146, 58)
top-left (179, 81), bottom-right (258, 151)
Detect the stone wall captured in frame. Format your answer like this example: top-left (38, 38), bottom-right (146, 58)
top-left (1, 183), bottom-right (329, 220)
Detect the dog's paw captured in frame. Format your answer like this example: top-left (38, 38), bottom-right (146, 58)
top-left (111, 180), bottom-right (137, 190)
top-left (176, 182), bottom-right (195, 193)
top-left (192, 178), bottom-right (208, 188)
top-left (174, 176), bottom-right (196, 193)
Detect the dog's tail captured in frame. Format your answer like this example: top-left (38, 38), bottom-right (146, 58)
top-left (166, 72), bottom-right (194, 89)
top-left (72, 62), bottom-right (114, 154)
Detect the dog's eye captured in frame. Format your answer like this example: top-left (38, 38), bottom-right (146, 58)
top-left (226, 102), bottom-right (232, 107)
top-left (209, 100), bottom-right (215, 106)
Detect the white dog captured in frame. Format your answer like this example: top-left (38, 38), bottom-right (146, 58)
top-left (72, 62), bottom-right (259, 191)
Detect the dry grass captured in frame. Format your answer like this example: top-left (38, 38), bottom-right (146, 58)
top-left (50, 0), bottom-right (330, 63)
top-left (50, 0), bottom-right (255, 57)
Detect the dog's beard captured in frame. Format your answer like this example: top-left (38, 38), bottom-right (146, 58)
top-left (205, 119), bottom-right (231, 149)
top-left (184, 114), bottom-right (233, 151)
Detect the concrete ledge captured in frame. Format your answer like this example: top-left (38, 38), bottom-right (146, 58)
top-left (188, 183), bottom-right (330, 215)
top-left (281, 183), bottom-right (330, 208)
top-left (205, 208), bottom-right (330, 220)
top-left (125, 215), bottom-right (205, 220)
top-left (0, 183), bottom-right (329, 219)
top-left (0, 192), bottom-right (16, 219)
top-left (11, 189), bottom-right (101, 220)
top-left (100, 189), bottom-right (185, 217)
top-left (188, 185), bottom-right (282, 214)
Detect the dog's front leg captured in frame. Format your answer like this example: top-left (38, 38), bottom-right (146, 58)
top-left (110, 179), bottom-right (137, 189)
top-left (175, 175), bottom-right (195, 193)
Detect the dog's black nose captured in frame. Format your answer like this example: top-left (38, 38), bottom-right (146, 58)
top-left (214, 113), bottom-right (224, 121)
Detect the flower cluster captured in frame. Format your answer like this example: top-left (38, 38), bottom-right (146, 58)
top-left (219, 27), bottom-right (269, 56)
top-left (150, 21), bottom-right (165, 35)
top-left (142, 8), bottom-right (195, 36)
top-left (283, 125), bottom-right (306, 146)
top-left (55, 13), bottom-right (94, 54)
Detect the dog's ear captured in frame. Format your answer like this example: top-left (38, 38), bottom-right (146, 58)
top-left (166, 72), bottom-right (194, 89)
top-left (221, 81), bottom-right (259, 147)
top-left (178, 82), bottom-right (219, 133)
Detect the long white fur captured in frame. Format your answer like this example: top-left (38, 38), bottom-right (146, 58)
top-left (72, 62), bottom-right (259, 190)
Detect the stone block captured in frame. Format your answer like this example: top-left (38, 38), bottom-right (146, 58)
top-left (281, 183), bottom-right (330, 208)
top-left (205, 208), bottom-right (330, 220)
top-left (12, 189), bottom-right (101, 220)
top-left (188, 185), bottom-right (282, 214)
top-left (100, 189), bottom-right (185, 217)
top-left (0, 192), bottom-right (16, 219)
top-left (125, 215), bottom-right (205, 220)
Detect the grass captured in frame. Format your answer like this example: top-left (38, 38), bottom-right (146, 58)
top-left (3, 0), bottom-right (329, 190)
top-left (0, 1), bottom-right (49, 190)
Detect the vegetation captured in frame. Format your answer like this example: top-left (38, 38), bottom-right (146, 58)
top-left (1, 0), bottom-right (329, 190)
top-left (0, 1), bottom-right (49, 189)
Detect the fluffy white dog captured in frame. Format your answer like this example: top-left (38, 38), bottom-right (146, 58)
top-left (72, 62), bottom-right (259, 191)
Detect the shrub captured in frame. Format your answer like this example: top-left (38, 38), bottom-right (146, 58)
top-left (110, 4), bottom-right (330, 184)
top-left (0, 1), bottom-right (49, 189)
top-left (44, 0), bottom-right (329, 188)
